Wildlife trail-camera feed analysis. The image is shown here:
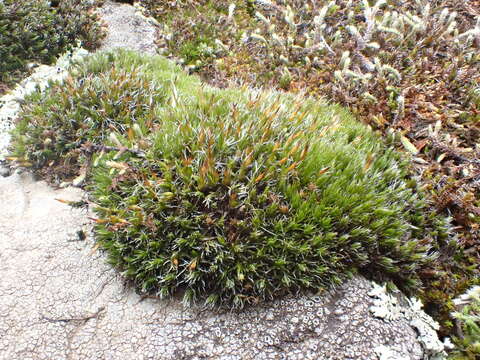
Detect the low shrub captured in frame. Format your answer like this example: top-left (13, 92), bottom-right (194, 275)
top-left (11, 50), bottom-right (450, 307)
top-left (140, 0), bottom-right (479, 130)
top-left (0, 0), bottom-right (104, 88)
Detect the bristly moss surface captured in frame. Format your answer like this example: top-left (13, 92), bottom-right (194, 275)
top-left (0, 0), bottom-right (104, 92)
top-left (132, 0), bottom-right (480, 340)
top-left (11, 50), bottom-right (450, 308)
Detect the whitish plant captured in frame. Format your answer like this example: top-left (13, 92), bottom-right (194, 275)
top-left (449, 287), bottom-right (480, 359)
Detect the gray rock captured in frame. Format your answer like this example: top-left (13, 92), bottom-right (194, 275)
top-left (0, 165), bottom-right (9, 177)
top-left (96, 1), bottom-right (158, 55)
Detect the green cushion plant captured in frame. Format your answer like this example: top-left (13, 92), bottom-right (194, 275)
top-left (0, 0), bottom-right (104, 87)
top-left (12, 63), bottom-right (167, 181)
top-left (11, 50), bottom-right (450, 307)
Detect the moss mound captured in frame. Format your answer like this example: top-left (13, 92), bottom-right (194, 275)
top-left (0, 0), bottom-right (104, 87)
top-left (11, 50), bottom-right (450, 307)
top-left (13, 65), bottom-right (166, 181)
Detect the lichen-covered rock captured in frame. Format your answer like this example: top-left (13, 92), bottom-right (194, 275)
top-left (369, 283), bottom-right (447, 359)
top-left (0, 172), bottom-right (445, 360)
top-left (96, 0), bottom-right (159, 54)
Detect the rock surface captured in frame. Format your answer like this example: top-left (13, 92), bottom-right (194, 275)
top-left (0, 164), bottom-right (9, 177)
top-left (97, 0), bottom-right (158, 54)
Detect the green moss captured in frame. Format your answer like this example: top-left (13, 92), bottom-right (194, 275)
top-left (0, 0), bottom-right (104, 87)
top-left (140, 0), bottom-right (256, 73)
top-left (179, 37), bottom-right (216, 65)
top-left (11, 50), bottom-right (450, 307)
top-left (135, 1), bottom-right (480, 338)
top-left (11, 50), bottom-right (196, 181)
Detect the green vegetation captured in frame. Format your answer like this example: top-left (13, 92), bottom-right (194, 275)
top-left (450, 287), bottom-right (480, 359)
top-left (7, 0), bottom-right (479, 353)
top-left (12, 61), bottom-right (167, 182)
top-left (138, 0), bottom-right (480, 342)
top-left (11, 50), bottom-right (450, 307)
top-left (0, 0), bottom-right (104, 91)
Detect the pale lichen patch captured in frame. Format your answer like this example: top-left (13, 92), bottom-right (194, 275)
top-left (369, 282), bottom-right (447, 360)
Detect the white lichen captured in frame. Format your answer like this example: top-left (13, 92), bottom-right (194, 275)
top-left (368, 282), bottom-right (447, 360)
top-left (374, 344), bottom-right (404, 360)
top-left (453, 285), bottom-right (480, 307)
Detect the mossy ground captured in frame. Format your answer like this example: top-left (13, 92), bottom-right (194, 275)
top-left (139, 0), bottom-right (480, 344)
top-left (6, 0), bottom-right (480, 355)
top-left (0, 0), bottom-right (104, 93)
top-left (11, 50), bottom-right (450, 308)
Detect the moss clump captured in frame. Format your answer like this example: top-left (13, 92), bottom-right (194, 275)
top-left (134, 0), bottom-right (480, 336)
top-left (0, 0), bottom-right (104, 88)
top-left (11, 51), bottom-right (200, 181)
top-left (12, 64), bottom-right (167, 182)
top-left (12, 50), bottom-right (450, 307)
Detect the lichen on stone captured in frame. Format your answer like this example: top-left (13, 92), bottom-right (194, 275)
top-left (453, 285), bottom-right (480, 307)
top-left (374, 344), bottom-right (405, 360)
top-left (368, 282), bottom-right (447, 359)
top-left (369, 283), bottom-right (403, 321)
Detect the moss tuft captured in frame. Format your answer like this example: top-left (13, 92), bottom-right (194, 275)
top-left (0, 0), bottom-right (104, 88)
top-left (12, 50), bottom-right (450, 307)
